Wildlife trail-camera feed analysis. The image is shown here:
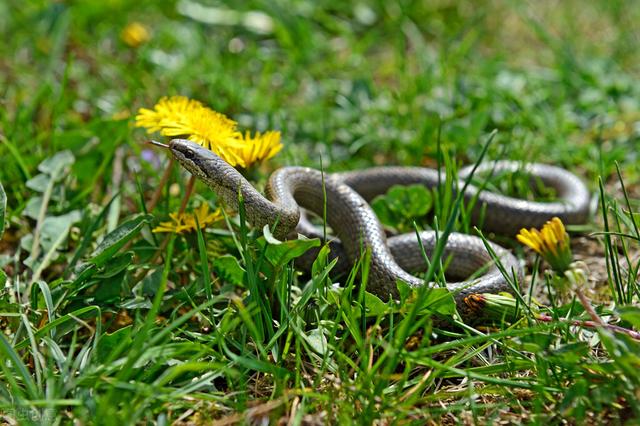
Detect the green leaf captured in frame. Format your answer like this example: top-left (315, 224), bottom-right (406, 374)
top-left (38, 149), bottom-right (75, 179)
top-left (25, 173), bottom-right (50, 192)
top-left (363, 291), bottom-right (394, 317)
top-left (396, 281), bottom-right (456, 317)
top-left (370, 198), bottom-right (395, 227)
top-left (311, 244), bottom-right (331, 278)
top-left (396, 280), bottom-right (413, 304)
top-left (96, 326), bottom-right (133, 363)
top-left (39, 210), bottom-right (82, 253)
top-left (88, 214), bottom-right (152, 266)
top-left (326, 288), bottom-right (396, 319)
top-left (371, 184), bottom-right (433, 229)
top-left (139, 267), bottom-right (164, 296)
top-left (258, 233), bottom-right (320, 267)
top-left (0, 180), bottom-right (5, 240)
top-left (213, 254), bottom-right (246, 286)
top-left (23, 195), bottom-right (43, 220)
top-left (617, 306), bottom-right (640, 329)
top-left (94, 252), bottom-right (134, 279)
top-left (415, 287), bottom-right (457, 316)
top-left (303, 327), bottom-right (329, 355)
top-left (23, 210), bottom-right (82, 269)
top-left (94, 270), bottom-right (127, 303)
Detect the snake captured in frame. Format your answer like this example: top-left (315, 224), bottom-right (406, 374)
top-left (167, 139), bottom-right (591, 318)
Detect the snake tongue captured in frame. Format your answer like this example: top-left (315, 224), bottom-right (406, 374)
top-left (148, 139), bottom-right (169, 149)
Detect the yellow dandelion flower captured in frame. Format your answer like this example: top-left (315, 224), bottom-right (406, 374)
top-left (152, 204), bottom-right (223, 234)
top-left (517, 217), bottom-right (572, 272)
top-left (166, 107), bottom-right (246, 167)
top-left (121, 22), bottom-right (151, 48)
top-left (136, 96), bottom-right (250, 167)
top-left (136, 96), bottom-right (206, 133)
top-left (136, 96), bottom-right (284, 168)
top-left (233, 130), bottom-right (283, 168)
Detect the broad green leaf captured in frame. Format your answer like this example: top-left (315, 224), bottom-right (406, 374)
top-left (0, 180), bottom-right (5, 240)
top-left (326, 288), bottom-right (395, 318)
top-left (396, 281), bottom-right (456, 317)
top-left (39, 210), bottom-right (82, 253)
top-left (38, 150), bottom-right (75, 179)
top-left (371, 184), bottom-right (433, 229)
top-left (25, 173), bottom-right (50, 192)
top-left (89, 214), bottom-right (152, 266)
top-left (23, 210), bottom-right (82, 269)
top-left (23, 195), bottom-right (43, 220)
top-left (139, 267), bottom-right (163, 296)
top-left (258, 233), bottom-right (320, 267)
top-left (617, 306), bottom-right (640, 329)
top-left (94, 252), bottom-right (134, 279)
top-left (363, 291), bottom-right (394, 317)
top-left (96, 326), bottom-right (133, 363)
top-left (303, 327), bottom-right (328, 355)
top-left (415, 287), bottom-right (456, 316)
top-left (94, 270), bottom-right (127, 303)
top-left (70, 263), bottom-right (98, 287)
top-left (396, 280), bottom-right (413, 304)
top-left (213, 254), bottom-right (245, 286)
top-left (311, 244), bottom-right (331, 278)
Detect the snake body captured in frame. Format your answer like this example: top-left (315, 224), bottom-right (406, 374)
top-left (169, 139), bottom-right (590, 316)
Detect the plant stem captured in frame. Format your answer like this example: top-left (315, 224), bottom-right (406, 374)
top-left (146, 157), bottom-right (174, 213)
top-left (132, 174), bottom-right (196, 284)
top-left (574, 287), bottom-right (605, 326)
top-left (536, 313), bottom-right (640, 340)
top-left (178, 175), bottom-right (196, 215)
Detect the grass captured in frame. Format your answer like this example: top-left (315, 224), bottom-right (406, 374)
top-left (1, 0), bottom-right (640, 424)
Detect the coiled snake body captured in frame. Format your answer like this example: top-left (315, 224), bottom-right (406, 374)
top-left (169, 139), bottom-right (590, 316)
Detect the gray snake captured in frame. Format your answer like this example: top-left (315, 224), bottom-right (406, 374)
top-left (168, 139), bottom-right (590, 317)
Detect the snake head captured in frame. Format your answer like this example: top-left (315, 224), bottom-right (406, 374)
top-left (168, 139), bottom-right (215, 180)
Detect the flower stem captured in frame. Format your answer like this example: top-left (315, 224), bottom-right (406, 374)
top-left (536, 313), bottom-right (640, 340)
top-left (133, 174), bottom-right (196, 285)
top-left (178, 175), bottom-right (196, 215)
top-left (574, 287), bottom-right (605, 326)
top-left (146, 157), bottom-right (174, 213)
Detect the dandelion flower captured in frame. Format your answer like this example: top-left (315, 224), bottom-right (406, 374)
top-left (517, 217), bottom-right (573, 272)
top-left (152, 204), bottom-right (223, 234)
top-left (236, 130), bottom-right (283, 168)
top-left (121, 22), bottom-right (151, 48)
top-left (136, 96), bottom-right (283, 168)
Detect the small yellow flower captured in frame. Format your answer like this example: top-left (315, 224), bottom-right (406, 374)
top-left (236, 130), bottom-right (283, 167)
top-left (152, 204), bottom-right (223, 234)
top-left (135, 96), bottom-right (282, 168)
top-left (121, 22), bottom-right (151, 48)
top-left (517, 217), bottom-right (573, 272)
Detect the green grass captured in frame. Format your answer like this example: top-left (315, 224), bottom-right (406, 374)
top-left (1, 0), bottom-right (640, 424)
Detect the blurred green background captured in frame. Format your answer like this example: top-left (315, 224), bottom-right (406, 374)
top-left (2, 0), bottom-right (639, 194)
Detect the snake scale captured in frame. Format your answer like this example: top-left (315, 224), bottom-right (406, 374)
top-left (168, 139), bottom-right (591, 317)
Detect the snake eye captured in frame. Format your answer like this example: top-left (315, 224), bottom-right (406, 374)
top-left (183, 148), bottom-right (197, 161)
